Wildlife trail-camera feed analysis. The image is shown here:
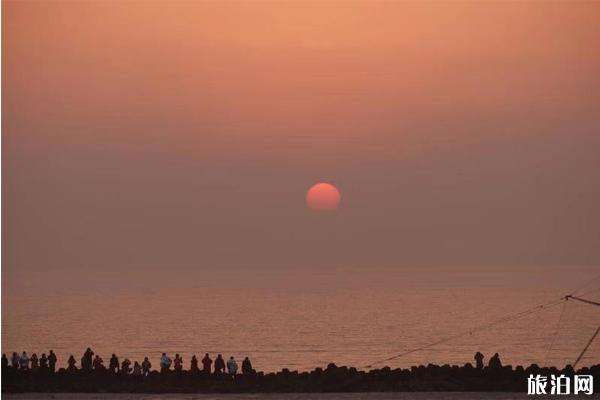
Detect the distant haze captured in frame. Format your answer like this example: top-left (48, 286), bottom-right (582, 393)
top-left (3, 1), bottom-right (600, 292)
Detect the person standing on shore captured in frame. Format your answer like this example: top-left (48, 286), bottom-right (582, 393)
top-left (40, 354), bottom-right (48, 371)
top-left (242, 357), bottom-right (253, 375)
top-left (133, 361), bottom-right (142, 376)
top-left (142, 357), bottom-right (151, 376)
top-left (121, 358), bottom-right (132, 374)
top-left (214, 354), bottom-right (225, 375)
top-left (109, 354), bottom-right (120, 373)
top-left (474, 352), bottom-right (484, 369)
top-left (48, 351), bottom-right (57, 373)
top-left (11, 352), bottom-right (19, 369)
top-left (488, 353), bottom-right (502, 369)
top-left (227, 356), bottom-right (238, 377)
top-left (19, 352), bottom-right (30, 371)
top-left (30, 354), bottom-right (39, 371)
top-left (202, 353), bottom-right (212, 375)
top-left (67, 355), bottom-right (77, 371)
top-left (81, 348), bottom-right (94, 371)
top-left (174, 354), bottom-right (183, 372)
top-left (92, 355), bottom-right (104, 370)
top-left (190, 355), bottom-right (199, 372)
top-left (2, 354), bottom-right (8, 370)
top-left (160, 353), bottom-right (171, 373)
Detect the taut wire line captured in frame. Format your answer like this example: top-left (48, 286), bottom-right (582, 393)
top-left (565, 295), bottom-right (600, 307)
top-left (573, 326), bottom-right (600, 368)
top-left (544, 299), bottom-right (568, 365)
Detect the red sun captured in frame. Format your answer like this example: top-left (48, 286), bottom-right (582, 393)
top-left (306, 183), bottom-right (341, 211)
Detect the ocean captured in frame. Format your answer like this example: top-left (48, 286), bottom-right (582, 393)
top-left (2, 281), bottom-right (598, 373)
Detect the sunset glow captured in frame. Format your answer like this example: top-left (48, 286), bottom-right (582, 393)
top-left (3, 1), bottom-right (600, 383)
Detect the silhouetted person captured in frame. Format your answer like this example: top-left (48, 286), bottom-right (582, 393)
top-left (11, 352), bottom-right (19, 369)
top-left (474, 352), bottom-right (484, 370)
top-left (19, 352), bottom-right (30, 371)
top-left (174, 354), bottom-right (183, 372)
top-left (160, 353), bottom-right (171, 373)
top-left (48, 350), bottom-right (57, 373)
top-left (81, 347), bottom-right (94, 371)
top-left (227, 356), bottom-right (238, 377)
top-left (2, 354), bottom-right (8, 370)
top-left (214, 354), bottom-right (225, 375)
top-left (242, 357), bottom-right (253, 375)
top-left (92, 355), bottom-right (104, 370)
top-left (40, 354), bottom-right (48, 371)
top-left (202, 353), bottom-right (212, 375)
top-left (142, 357), bottom-right (152, 376)
top-left (133, 361), bottom-right (142, 376)
top-left (122, 358), bottom-right (132, 374)
top-left (30, 353), bottom-right (39, 371)
top-left (190, 355), bottom-right (199, 372)
top-left (109, 354), bottom-right (120, 373)
top-left (67, 355), bottom-right (77, 371)
top-left (488, 353), bottom-right (502, 369)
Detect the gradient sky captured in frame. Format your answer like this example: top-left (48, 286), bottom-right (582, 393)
top-left (3, 1), bottom-right (600, 290)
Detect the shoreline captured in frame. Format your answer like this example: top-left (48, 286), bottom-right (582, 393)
top-left (3, 363), bottom-right (599, 393)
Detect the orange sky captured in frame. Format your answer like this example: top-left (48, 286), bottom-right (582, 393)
top-left (3, 1), bottom-right (600, 287)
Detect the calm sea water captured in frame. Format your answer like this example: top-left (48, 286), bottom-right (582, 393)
top-left (2, 284), bottom-right (599, 373)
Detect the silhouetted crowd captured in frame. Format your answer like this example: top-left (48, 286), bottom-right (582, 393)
top-left (2, 348), bottom-right (255, 377)
top-left (2, 349), bottom-right (505, 375)
top-left (4, 351), bottom-right (58, 373)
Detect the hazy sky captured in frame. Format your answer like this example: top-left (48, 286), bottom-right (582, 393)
top-left (3, 1), bottom-right (600, 289)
